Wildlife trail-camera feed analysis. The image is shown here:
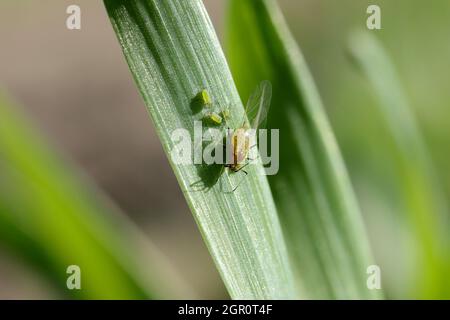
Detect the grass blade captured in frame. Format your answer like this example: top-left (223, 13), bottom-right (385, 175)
top-left (104, 0), bottom-right (296, 299)
top-left (0, 93), bottom-right (188, 299)
top-left (348, 31), bottom-right (450, 298)
top-left (227, 0), bottom-right (380, 299)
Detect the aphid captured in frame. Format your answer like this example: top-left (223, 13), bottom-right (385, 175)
top-left (203, 111), bottom-right (223, 125)
top-left (189, 82), bottom-right (272, 193)
top-left (221, 80), bottom-right (272, 191)
top-left (194, 89), bottom-right (211, 106)
top-left (221, 108), bottom-right (230, 120)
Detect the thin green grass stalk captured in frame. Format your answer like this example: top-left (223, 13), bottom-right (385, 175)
top-left (227, 0), bottom-right (380, 299)
top-left (104, 0), bottom-right (296, 299)
top-left (0, 93), bottom-right (189, 299)
top-left (348, 31), bottom-right (450, 298)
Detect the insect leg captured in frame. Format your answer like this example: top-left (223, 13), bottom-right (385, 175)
top-left (221, 161), bottom-right (251, 193)
top-left (230, 170), bottom-right (248, 192)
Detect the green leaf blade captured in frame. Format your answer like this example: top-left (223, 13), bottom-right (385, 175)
top-left (104, 0), bottom-right (296, 299)
top-left (348, 31), bottom-right (450, 299)
top-left (227, 0), bottom-right (380, 299)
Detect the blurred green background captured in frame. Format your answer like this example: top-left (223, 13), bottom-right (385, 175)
top-left (0, 0), bottom-right (448, 299)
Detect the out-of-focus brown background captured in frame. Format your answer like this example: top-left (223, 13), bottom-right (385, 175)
top-left (1, 0), bottom-right (449, 299)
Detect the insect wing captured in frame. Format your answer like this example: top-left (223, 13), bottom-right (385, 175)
top-left (245, 80), bottom-right (272, 129)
